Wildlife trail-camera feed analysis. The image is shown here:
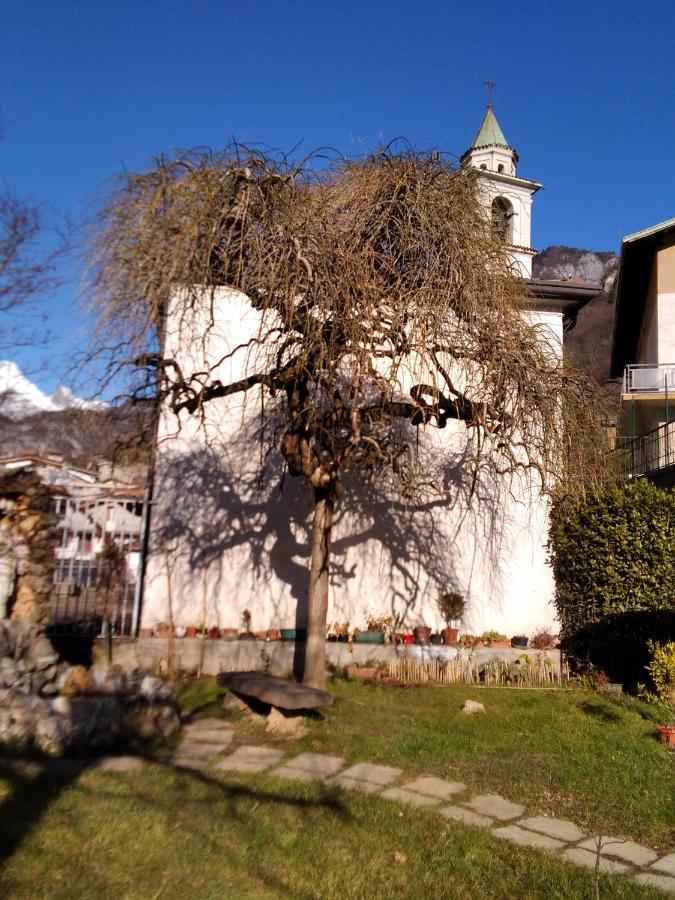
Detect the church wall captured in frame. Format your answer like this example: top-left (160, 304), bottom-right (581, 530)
top-left (141, 288), bottom-right (563, 639)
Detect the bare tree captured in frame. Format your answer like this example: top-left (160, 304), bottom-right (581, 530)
top-left (85, 145), bottom-right (605, 688)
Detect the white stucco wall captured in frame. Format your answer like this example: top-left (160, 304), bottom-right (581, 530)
top-left (142, 287), bottom-right (564, 639)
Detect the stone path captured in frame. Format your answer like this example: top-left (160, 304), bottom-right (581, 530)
top-left (167, 723), bottom-right (673, 895)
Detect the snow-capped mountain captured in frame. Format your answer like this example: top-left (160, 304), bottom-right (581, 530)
top-left (0, 361), bottom-right (103, 420)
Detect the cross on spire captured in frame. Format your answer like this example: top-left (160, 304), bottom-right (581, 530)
top-left (483, 78), bottom-right (496, 106)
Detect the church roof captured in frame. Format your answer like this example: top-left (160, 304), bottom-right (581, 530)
top-left (468, 104), bottom-right (511, 150)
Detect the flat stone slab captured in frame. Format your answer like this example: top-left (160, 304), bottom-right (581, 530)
top-left (381, 787), bottom-right (441, 808)
top-left (562, 848), bottom-right (630, 875)
top-left (282, 753), bottom-right (345, 778)
top-left (183, 717), bottom-right (234, 732)
top-left (439, 805), bottom-right (493, 828)
top-left (91, 755), bottom-right (144, 773)
top-left (653, 854), bottom-right (675, 877)
top-left (401, 777), bottom-right (466, 801)
top-left (272, 765), bottom-right (328, 783)
top-left (333, 762), bottom-right (402, 787)
top-left (329, 775), bottom-right (385, 793)
top-left (518, 815), bottom-right (585, 843)
top-left (493, 825), bottom-right (566, 851)
top-left (577, 837), bottom-right (658, 867)
top-left (634, 872), bottom-right (675, 893)
top-left (181, 728), bottom-right (235, 746)
top-left (174, 742), bottom-right (224, 760)
top-left (463, 794), bottom-right (524, 821)
top-left (215, 745), bottom-right (284, 773)
top-left (217, 672), bottom-right (333, 710)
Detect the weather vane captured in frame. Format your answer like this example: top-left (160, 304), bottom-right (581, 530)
top-left (484, 78), bottom-right (496, 106)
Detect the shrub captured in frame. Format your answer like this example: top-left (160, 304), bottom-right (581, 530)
top-left (530, 629), bottom-right (556, 650)
top-left (549, 480), bottom-right (675, 686)
top-left (549, 480), bottom-right (675, 634)
top-left (646, 640), bottom-right (675, 707)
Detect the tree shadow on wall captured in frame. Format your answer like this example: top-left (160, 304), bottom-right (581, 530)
top-left (148, 428), bottom-right (513, 669)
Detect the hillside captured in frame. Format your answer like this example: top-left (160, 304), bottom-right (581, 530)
top-left (533, 245), bottom-right (619, 393)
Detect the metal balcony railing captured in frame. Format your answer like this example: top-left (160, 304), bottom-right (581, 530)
top-left (614, 421), bottom-right (675, 477)
top-left (623, 363), bottom-right (675, 394)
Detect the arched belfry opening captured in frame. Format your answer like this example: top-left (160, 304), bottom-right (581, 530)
top-left (491, 196), bottom-right (513, 244)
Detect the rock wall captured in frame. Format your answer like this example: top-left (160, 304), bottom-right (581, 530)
top-left (0, 619), bottom-right (180, 757)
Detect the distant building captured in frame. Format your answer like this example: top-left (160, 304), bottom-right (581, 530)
top-left (610, 217), bottom-right (675, 486)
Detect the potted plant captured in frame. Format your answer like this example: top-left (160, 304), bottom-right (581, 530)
top-left (207, 626), bottom-right (220, 640)
top-left (646, 640), bottom-right (675, 748)
top-left (221, 627), bottom-right (238, 641)
top-left (354, 615), bottom-right (388, 644)
top-left (154, 621), bottom-right (170, 639)
top-left (430, 633), bottom-right (443, 646)
top-left (139, 627), bottom-right (153, 638)
top-left (511, 635), bottom-right (529, 649)
top-left (437, 591), bottom-right (465, 645)
top-left (482, 630), bottom-right (509, 648)
top-left (185, 626), bottom-right (197, 639)
top-left (413, 624), bottom-right (432, 645)
top-left (239, 609), bottom-right (256, 640)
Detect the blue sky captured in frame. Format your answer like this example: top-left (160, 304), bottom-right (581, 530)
top-left (2, 0), bottom-right (674, 391)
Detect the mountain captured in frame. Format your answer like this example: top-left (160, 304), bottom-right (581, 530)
top-left (0, 361), bottom-right (105, 420)
top-left (533, 246), bottom-right (620, 395)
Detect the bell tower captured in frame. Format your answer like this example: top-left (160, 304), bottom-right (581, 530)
top-left (461, 98), bottom-right (542, 277)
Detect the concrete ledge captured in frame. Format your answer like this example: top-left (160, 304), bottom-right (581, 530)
top-left (107, 638), bottom-right (562, 678)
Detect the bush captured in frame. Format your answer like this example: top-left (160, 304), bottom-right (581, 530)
top-left (549, 480), bottom-right (675, 686)
top-left (549, 480), bottom-right (675, 633)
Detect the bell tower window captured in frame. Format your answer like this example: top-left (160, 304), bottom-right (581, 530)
top-left (491, 197), bottom-right (514, 243)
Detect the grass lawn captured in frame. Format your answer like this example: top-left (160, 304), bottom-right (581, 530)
top-left (179, 676), bottom-right (675, 849)
top-left (0, 763), bottom-right (666, 899)
top-left (0, 678), bottom-right (671, 899)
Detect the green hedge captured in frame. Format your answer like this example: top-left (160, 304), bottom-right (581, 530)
top-left (549, 479), bottom-right (675, 635)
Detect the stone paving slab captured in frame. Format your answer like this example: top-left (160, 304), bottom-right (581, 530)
top-left (439, 805), bottom-right (493, 828)
top-left (562, 848), bottom-right (630, 875)
top-left (90, 755), bottom-right (144, 773)
top-left (463, 793), bottom-right (524, 821)
top-left (180, 729), bottom-right (235, 746)
top-left (493, 825), bottom-right (566, 852)
top-left (173, 742), bottom-right (223, 760)
top-left (335, 762), bottom-right (402, 786)
top-left (283, 753), bottom-right (345, 778)
top-left (633, 872), bottom-right (675, 894)
top-left (215, 745), bottom-right (284, 773)
top-left (380, 787), bottom-right (441, 808)
top-left (652, 854), bottom-right (675, 877)
top-left (183, 717), bottom-right (234, 731)
top-left (272, 765), bottom-right (328, 782)
top-left (518, 815), bottom-right (585, 843)
top-left (577, 837), bottom-right (658, 867)
top-left (401, 776), bottom-right (466, 801)
top-left (329, 774), bottom-right (387, 793)
top-left (171, 756), bottom-right (209, 771)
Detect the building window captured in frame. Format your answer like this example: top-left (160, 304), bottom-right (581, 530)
top-left (491, 196), bottom-right (514, 243)
top-left (497, 164), bottom-right (504, 173)
top-left (480, 164), bottom-right (487, 170)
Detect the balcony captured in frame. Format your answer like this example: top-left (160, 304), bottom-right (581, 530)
top-left (623, 363), bottom-right (675, 395)
top-left (614, 421), bottom-right (675, 482)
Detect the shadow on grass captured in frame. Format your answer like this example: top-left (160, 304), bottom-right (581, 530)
top-left (0, 750), bottom-right (351, 890)
top-left (578, 701), bottom-right (623, 724)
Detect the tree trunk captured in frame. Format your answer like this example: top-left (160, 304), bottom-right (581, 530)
top-left (302, 487), bottom-right (334, 689)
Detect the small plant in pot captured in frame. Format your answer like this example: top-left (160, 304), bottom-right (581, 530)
top-left (645, 640), bottom-right (675, 749)
top-left (239, 608), bottom-right (256, 640)
top-left (154, 621), bottom-right (170, 639)
top-left (481, 630), bottom-right (509, 648)
top-left (437, 591), bottom-right (465, 645)
top-left (413, 624), bottom-right (432, 645)
top-left (354, 615), bottom-right (389, 645)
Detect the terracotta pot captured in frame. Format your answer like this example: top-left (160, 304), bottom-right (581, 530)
top-left (155, 627), bottom-right (170, 639)
top-left (265, 629), bottom-right (280, 641)
top-left (656, 724), bottom-right (675, 749)
top-left (207, 627), bottom-right (220, 640)
top-left (140, 628), bottom-right (153, 639)
top-left (491, 640), bottom-right (512, 648)
top-left (441, 628), bottom-right (458, 645)
top-left (221, 628), bottom-right (238, 642)
top-left (346, 666), bottom-right (379, 681)
top-left (413, 626), bottom-right (432, 645)
top-left (185, 626), bottom-right (197, 639)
